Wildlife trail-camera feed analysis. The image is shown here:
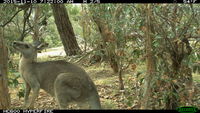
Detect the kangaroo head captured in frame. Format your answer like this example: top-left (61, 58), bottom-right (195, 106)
top-left (13, 41), bottom-right (47, 59)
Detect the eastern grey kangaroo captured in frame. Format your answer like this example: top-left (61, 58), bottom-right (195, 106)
top-left (13, 41), bottom-right (101, 109)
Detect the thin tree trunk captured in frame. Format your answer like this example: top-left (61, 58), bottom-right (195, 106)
top-left (141, 4), bottom-right (156, 109)
top-left (83, 26), bottom-right (87, 53)
top-left (81, 5), bottom-right (87, 53)
top-left (92, 17), bottom-right (119, 73)
top-left (32, 5), bottom-right (41, 60)
top-left (0, 27), bottom-right (10, 109)
top-left (118, 67), bottom-right (124, 90)
top-left (51, 4), bottom-right (81, 56)
top-left (32, 5), bottom-right (41, 44)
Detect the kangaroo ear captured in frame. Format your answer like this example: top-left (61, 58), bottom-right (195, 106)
top-left (36, 43), bottom-right (49, 51)
top-left (32, 41), bottom-right (48, 51)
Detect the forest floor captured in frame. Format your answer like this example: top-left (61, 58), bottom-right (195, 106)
top-left (9, 47), bottom-right (200, 109)
top-left (10, 63), bottom-right (141, 109)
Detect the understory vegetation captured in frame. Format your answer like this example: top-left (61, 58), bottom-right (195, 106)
top-left (0, 4), bottom-right (199, 109)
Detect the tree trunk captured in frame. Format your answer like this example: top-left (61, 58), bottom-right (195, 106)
top-left (32, 5), bottom-right (41, 44)
top-left (165, 63), bottom-right (179, 109)
top-left (0, 27), bottom-right (11, 109)
top-left (92, 16), bottom-right (119, 73)
top-left (141, 4), bottom-right (156, 109)
top-left (51, 4), bottom-right (81, 56)
top-left (81, 5), bottom-right (87, 53)
top-left (32, 5), bottom-right (41, 60)
top-left (118, 68), bottom-right (124, 90)
top-left (165, 39), bottom-right (192, 109)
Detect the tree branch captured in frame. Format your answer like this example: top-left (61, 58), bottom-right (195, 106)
top-left (19, 5), bottom-right (32, 41)
top-left (0, 9), bottom-right (23, 27)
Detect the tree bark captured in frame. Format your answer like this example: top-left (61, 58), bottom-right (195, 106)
top-left (33, 5), bottom-right (40, 41)
top-left (118, 68), bottom-right (124, 90)
top-left (81, 5), bottom-right (87, 53)
top-left (32, 5), bottom-right (41, 44)
top-left (32, 5), bottom-right (42, 61)
top-left (51, 4), bottom-right (81, 56)
top-left (92, 16), bottom-right (119, 73)
top-left (141, 4), bottom-right (156, 109)
top-left (0, 27), bottom-right (10, 109)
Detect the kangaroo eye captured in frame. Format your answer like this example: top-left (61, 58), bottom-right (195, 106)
top-left (25, 45), bottom-right (30, 48)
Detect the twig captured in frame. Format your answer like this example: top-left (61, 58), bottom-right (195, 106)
top-left (0, 9), bottom-right (23, 27)
top-left (19, 5), bottom-right (32, 41)
top-left (190, 4), bottom-right (199, 27)
top-left (178, 7), bottom-right (196, 39)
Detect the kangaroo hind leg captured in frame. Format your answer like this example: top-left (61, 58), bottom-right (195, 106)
top-left (54, 73), bottom-right (81, 109)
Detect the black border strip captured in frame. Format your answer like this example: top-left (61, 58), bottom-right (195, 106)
top-left (1, 0), bottom-right (200, 3)
top-left (0, 110), bottom-right (180, 113)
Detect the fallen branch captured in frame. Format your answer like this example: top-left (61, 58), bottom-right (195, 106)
top-left (74, 47), bottom-right (100, 63)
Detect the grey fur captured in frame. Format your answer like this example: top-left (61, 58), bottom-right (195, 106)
top-left (13, 41), bottom-right (101, 109)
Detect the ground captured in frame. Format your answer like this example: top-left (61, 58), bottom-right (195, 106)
top-left (9, 47), bottom-right (200, 109)
top-left (10, 63), bottom-right (139, 109)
